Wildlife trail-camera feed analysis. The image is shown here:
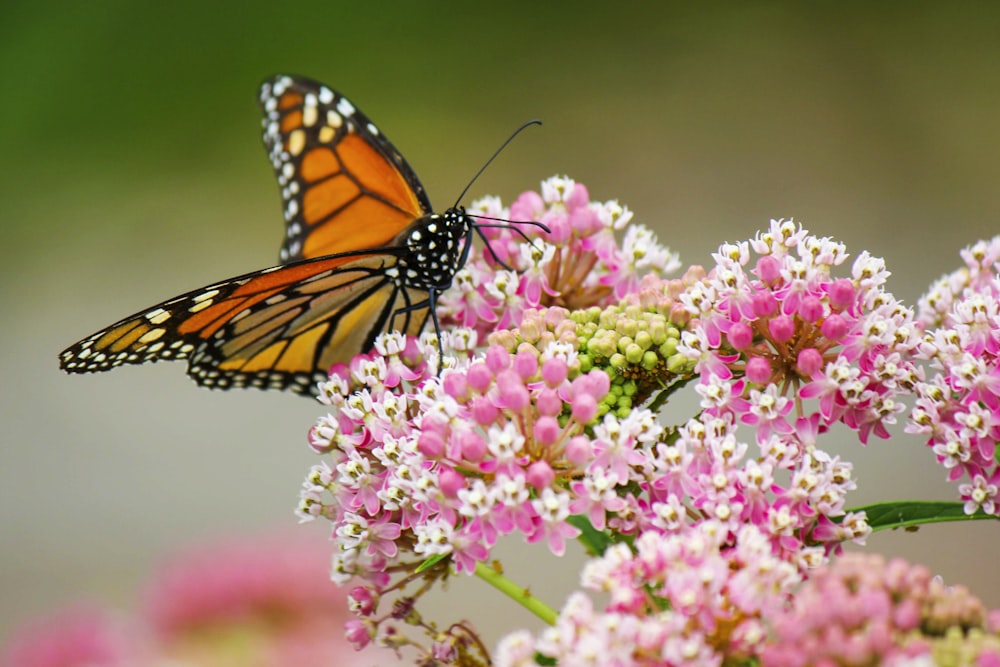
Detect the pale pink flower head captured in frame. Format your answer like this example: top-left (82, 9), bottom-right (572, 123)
top-left (678, 219), bottom-right (922, 446)
top-left (763, 552), bottom-right (1000, 666)
top-left (908, 235), bottom-right (1000, 515)
top-left (436, 175), bottom-right (680, 339)
top-left (1, 604), bottom-right (146, 667)
top-left (144, 531), bottom-right (371, 667)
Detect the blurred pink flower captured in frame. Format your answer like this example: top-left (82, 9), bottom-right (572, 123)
top-left (1, 603), bottom-right (147, 667)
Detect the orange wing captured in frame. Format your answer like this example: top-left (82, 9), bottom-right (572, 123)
top-left (259, 75), bottom-right (433, 263)
top-left (59, 252), bottom-right (431, 395)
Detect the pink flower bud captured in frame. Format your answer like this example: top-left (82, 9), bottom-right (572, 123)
top-left (828, 278), bottom-right (855, 310)
top-left (514, 350), bottom-right (539, 380)
top-left (533, 416), bottom-right (561, 445)
top-left (746, 356), bottom-right (773, 384)
top-left (529, 389), bottom-right (560, 418)
top-left (820, 313), bottom-right (849, 341)
top-left (752, 290), bottom-right (778, 317)
top-left (510, 190), bottom-right (544, 220)
top-left (768, 314), bottom-right (795, 342)
top-left (755, 255), bottom-right (782, 284)
top-left (417, 431), bottom-right (445, 458)
top-left (485, 345), bottom-right (511, 373)
top-left (567, 182), bottom-right (590, 208)
top-left (526, 460), bottom-right (555, 489)
top-left (438, 467), bottom-right (466, 498)
top-left (798, 295), bottom-right (824, 323)
top-left (442, 372), bottom-right (469, 400)
top-left (571, 393), bottom-right (598, 423)
top-left (466, 362), bottom-right (493, 393)
top-left (565, 435), bottom-right (593, 467)
top-left (583, 370), bottom-right (611, 399)
top-left (542, 211), bottom-right (571, 244)
top-left (728, 321), bottom-right (754, 349)
top-left (345, 619), bottom-right (374, 650)
top-left (796, 348), bottom-right (823, 377)
top-left (542, 358), bottom-right (569, 387)
top-left (496, 370), bottom-right (530, 411)
top-left (460, 430), bottom-right (487, 462)
top-left (471, 396), bottom-right (499, 425)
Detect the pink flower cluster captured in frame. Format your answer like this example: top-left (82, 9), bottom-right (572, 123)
top-left (678, 218), bottom-right (922, 445)
top-left (437, 175), bottom-right (680, 338)
top-left (500, 547), bottom-right (1000, 667)
top-left (300, 330), bottom-right (611, 582)
top-left (297, 189), bottom-right (1000, 666)
top-left (761, 552), bottom-right (1000, 667)
top-left (497, 521), bottom-right (800, 666)
top-left (1, 532), bottom-right (373, 667)
top-left (0, 605), bottom-right (144, 667)
top-left (908, 236), bottom-right (1000, 515)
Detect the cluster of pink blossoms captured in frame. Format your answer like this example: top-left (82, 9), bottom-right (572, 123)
top-left (907, 235), bottom-right (1000, 516)
top-left (298, 187), bottom-right (1000, 665)
top-left (677, 217), bottom-right (923, 446)
top-left (761, 553), bottom-right (1000, 667)
top-left (300, 331), bottom-right (609, 576)
top-left (437, 175), bottom-right (680, 338)
top-left (1, 532), bottom-right (375, 667)
top-left (497, 521), bottom-right (801, 666)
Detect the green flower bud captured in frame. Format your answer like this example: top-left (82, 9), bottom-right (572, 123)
top-left (625, 343), bottom-right (644, 364)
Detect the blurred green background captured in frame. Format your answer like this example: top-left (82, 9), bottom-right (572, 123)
top-left (2, 0), bottom-right (999, 651)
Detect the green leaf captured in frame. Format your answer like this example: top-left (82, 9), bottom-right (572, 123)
top-left (414, 553), bottom-right (448, 573)
top-left (568, 514), bottom-right (614, 556)
top-left (850, 500), bottom-right (999, 532)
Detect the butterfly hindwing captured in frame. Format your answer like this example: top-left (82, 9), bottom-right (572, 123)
top-left (259, 75), bottom-right (433, 263)
top-left (59, 252), bottom-right (431, 395)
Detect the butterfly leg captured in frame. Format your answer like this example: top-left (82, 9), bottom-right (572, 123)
top-left (389, 290), bottom-right (445, 370)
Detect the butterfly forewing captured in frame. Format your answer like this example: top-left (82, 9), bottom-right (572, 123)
top-left (260, 75), bottom-right (433, 263)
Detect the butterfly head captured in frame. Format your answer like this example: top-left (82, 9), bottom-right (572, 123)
top-left (390, 207), bottom-right (474, 291)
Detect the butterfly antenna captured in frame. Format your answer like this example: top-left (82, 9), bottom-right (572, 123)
top-left (453, 119), bottom-right (542, 207)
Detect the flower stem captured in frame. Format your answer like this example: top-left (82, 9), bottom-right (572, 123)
top-left (474, 561), bottom-right (558, 625)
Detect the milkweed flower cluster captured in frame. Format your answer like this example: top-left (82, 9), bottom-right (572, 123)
top-left (761, 553), bottom-right (1000, 667)
top-left (436, 175), bottom-right (681, 338)
top-left (298, 183), bottom-right (1000, 666)
top-left (908, 235), bottom-right (1000, 516)
top-left (0, 605), bottom-right (146, 667)
top-left (497, 521), bottom-right (801, 666)
top-left (0, 532), bottom-right (375, 667)
top-left (677, 218), bottom-right (923, 446)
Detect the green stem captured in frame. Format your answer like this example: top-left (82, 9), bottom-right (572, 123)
top-left (474, 561), bottom-right (559, 625)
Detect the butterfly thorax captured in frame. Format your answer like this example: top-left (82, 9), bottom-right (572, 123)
top-left (387, 207), bottom-right (472, 291)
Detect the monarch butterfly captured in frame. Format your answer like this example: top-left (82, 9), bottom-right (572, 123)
top-left (59, 75), bottom-right (541, 396)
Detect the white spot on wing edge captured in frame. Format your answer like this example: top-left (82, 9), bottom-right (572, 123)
top-left (336, 98), bottom-right (355, 117)
top-left (146, 308), bottom-right (170, 324)
top-left (193, 289), bottom-right (219, 303)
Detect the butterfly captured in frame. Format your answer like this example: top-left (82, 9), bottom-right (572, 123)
top-left (59, 75), bottom-right (540, 396)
